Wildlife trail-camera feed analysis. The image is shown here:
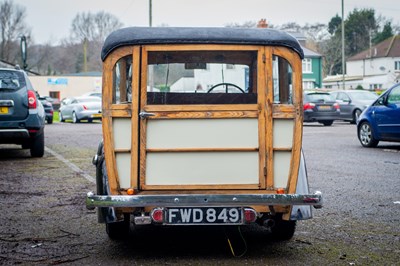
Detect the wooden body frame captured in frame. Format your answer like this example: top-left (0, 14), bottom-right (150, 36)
top-left (101, 44), bottom-right (303, 200)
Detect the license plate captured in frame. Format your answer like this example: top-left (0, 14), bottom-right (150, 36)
top-left (166, 207), bottom-right (243, 225)
top-left (91, 113), bottom-right (102, 118)
top-left (0, 107), bottom-right (8, 114)
top-left (318, 105), bottom-right (331, 110)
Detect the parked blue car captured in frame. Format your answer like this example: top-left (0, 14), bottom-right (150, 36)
top-left (357, 83), bottom-right (400, 147)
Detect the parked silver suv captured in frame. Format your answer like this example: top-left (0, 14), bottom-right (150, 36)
top-left (0, 67), bottom-right (45, 157)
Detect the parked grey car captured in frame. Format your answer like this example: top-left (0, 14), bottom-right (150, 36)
top-left (303, 91), bottom-right (340, 126)
top-left (0, 67), bottom-right (45, 157)
top-left (59, 96), bottom-right (101, 123)
top-left (330, 90), bottom-right (378, 123)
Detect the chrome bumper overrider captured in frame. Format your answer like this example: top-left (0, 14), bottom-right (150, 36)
top-left (86, 191), bottom-right (322, 210)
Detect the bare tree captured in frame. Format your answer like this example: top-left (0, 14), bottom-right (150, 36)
top-left (71, 11), bottom-right (122, 43)
top-left (71, 12), bottom-right (95, 42)
top-left (70, 11), bottom-right (122, 73)
top-left (0, 0), bottom-right (30, 63)
top-left (93, 11), bottom-right (123, 42)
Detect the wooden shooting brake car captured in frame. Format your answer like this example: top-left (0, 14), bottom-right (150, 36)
top-left (86, 27), bottom-right (322, 240)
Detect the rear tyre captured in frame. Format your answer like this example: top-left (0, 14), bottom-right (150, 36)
top-left (270, 215), bottom-right (296, 241)
top-left (358, 122), bottom-right (379, 147)
top-left (59, 112), bottom-right (65, 122)
top-left (106, 214), bottom-right (130, 240)
top-left (47, 117), bottom-right (53, 124)
top-left (321, 120), bottom-right (333, 126)
top-left (30, 132), bottom-right (45, 157)
top-left (72, 112), bottom-right (80, 123)
top-left (351, 109), bottom-right (362, 124)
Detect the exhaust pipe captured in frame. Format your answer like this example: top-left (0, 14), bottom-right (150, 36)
top-left (263, 218), bottom-right (275, 229)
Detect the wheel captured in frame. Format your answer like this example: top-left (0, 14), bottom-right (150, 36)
top-left (30, 131), bottom-right (44, 157)
top-left (47, 117), bottom-right (53, 124)
top-left (72, 112), bottom-right (80, 123)
top-left (351, 109), bottom-right (362, 124)
top-left (59, 112), bottom-right (65, 122)
top-left (321, 120), bottom-right (333, 126)
top-left (270, 216), bottom-right (296, 241)
top-left (358, 122), bottom-right (379, 147)
top-left (106, 214), bottom-right (130, 240)
top-left (207, 82), bottom-right (245, 93)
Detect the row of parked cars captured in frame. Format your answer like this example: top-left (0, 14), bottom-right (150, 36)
top-left (0, 67), bottom-right (103, 157)
top-left (39, 92), bottom-right (102, 124)
top-left (303, 85), bottom-right (400, 147)
top-left (303, 90), bottom-right (378, 125)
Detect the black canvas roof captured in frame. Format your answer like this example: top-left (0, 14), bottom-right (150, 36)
top-left (101, 27), bottom-right (304, 61)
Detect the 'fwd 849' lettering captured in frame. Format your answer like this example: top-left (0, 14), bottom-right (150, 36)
top-left (167, 208), bottom-right (241, 224)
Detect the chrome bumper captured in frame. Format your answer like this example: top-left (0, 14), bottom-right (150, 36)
top-left (86, 191), bottom-right (323, 210)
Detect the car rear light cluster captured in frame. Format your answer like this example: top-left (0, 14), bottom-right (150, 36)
top-left (303, 102), bottom-right (315, 110)
top-left (333, 102), bottom-right (340, 110)
top-left (82, 105), bottom-right (88, 110)
top-left (27, 91), bottom-right (37, 109)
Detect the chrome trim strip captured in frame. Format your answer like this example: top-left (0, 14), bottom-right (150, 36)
top-left (86, 191), bottom-right (323, 209)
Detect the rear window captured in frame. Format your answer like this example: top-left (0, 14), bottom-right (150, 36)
top-left (0, 70), bottom-right (26, 90)
top-left (305, 93), bottom-right (334, 102)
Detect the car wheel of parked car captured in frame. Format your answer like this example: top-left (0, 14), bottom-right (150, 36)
top-left (270, 215), bottom-right (296, 241)
top-left (352, 109), bottom-right (362, 124)
top-left (358, 122), bottom-right (379, 147)
top-left (47, 117), bottom-right (53, 124)
top-left (72, 112), bottom-right (80, 123)
top-left (321, 120), bottom-right (333, 126)
top-left (30, 132), bottom-right (45, 157)
top-left (59, 112), bottom-right (65, 122)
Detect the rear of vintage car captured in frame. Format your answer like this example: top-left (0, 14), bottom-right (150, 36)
top-left (86, 27), bottom-right (322, 240)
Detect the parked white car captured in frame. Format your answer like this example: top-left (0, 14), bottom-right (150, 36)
top-left (59, 96), bottom-right (101, 123)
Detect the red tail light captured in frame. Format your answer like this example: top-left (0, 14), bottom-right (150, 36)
top-left (303, 102), bottom-right (315, 110)
top-left (27, 91), bottom-right (37, 109)
top-left (151, 208), bottom-right (164, 223)
top-left (82, 105), bottom-right (88, 110)
top-left (333, 103), bottom-right (340, 110)
top-left (244, 208), bottom-right (257, 223)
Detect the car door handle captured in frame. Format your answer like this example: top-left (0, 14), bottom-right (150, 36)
top-left (139, 111), bottom-right (155, 119)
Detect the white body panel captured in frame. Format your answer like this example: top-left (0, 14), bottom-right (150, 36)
top-left (147, 119), bottom-right (258, 149)
top-left (146, 152), bottom-right (258, 185)
top-left (112, 118), bottom-right (131, 149)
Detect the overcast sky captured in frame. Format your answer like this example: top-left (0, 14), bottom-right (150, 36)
top-left (12, 0), bottom-right (400, 44)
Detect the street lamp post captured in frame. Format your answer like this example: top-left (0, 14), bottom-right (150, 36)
top-left (20, 35), bottom-right (28, 70)
top-left (149, 0), bottom-right (152, 27)
top-left (341, 0), bottom-right (345, 89)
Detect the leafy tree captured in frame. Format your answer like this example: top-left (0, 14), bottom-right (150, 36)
top-left (344, 8), bottom-right (377, 56)
top-left (328, 14), bottom-right (341, 35)
top-left (373, 21), bottom-right (393, 44)
top-left (322, 8), bottom-right (395, 75)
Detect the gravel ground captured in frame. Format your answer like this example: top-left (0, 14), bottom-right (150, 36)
top-left (0, 122), bottom-right (399, 265)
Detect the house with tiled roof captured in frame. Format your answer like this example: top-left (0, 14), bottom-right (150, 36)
top-left (324, 35), bottom-right (400, 91)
